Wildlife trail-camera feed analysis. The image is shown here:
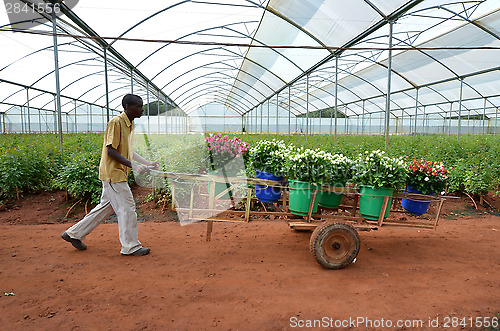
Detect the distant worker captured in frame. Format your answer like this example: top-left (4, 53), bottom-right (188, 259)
top-left (61, 94), bottom-right (158, 256)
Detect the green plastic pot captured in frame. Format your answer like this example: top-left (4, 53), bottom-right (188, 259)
top-left (317, 184), bottom-right (344, 209)
top-left (358, 185), bottom-right (394, 221)
top-left (288, 180), bottom-right (319, 216)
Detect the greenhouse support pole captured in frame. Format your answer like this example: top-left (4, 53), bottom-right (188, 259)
top-left (260, 104), bottom-right (263, 134)
top-left (74, 100), bottom-right (77, 133)
top-left (26, 87), bottom-right (31, 133)
top-left (147, 83), bottom-right (150, 134)
top-left (250, 107), bottom-right (253, 133)
top-left (130, 68), bottom-right (134, 94)
top-left (449, 103), bottom-right (453, 135)
top-left (167, 99), bottom-right (170, 134)
top-left (319, 102), bottom-right (322, 133)
top-left (254, 107), bottom-right (256, 133)
top-left (357, 114), bottom-right (359, 134)
top-left (256, 106), bottom-right (258, 134)
top-left (306, 74), bottom-right (309, 139)
top-left (38, 105), bottom-right (42, 133)
top-left (442, 114), bottom-right (446, 134)
top-left (362, 100), bottom-right (365, 134)
top-left (457, 78), bottom-right (463, 140)
top-left (157, 91), bottom-right (160, 134)
top-left (21, 105), bottom-right (25, 133)
top-left (345, 106), bottom-right (348, 134)
top-left (496, 107), bottom-right (498, 136)
top-left (101, 106), bottom-right (104, 131)
top-left (414, 88), bottom-right (419, 135)
top-left (483, 98), bottom-right (487, 134)
top-left (296, 109), bottom-right (298, 133)
top-left (384, 20), bottom-right (394, 151)
top-left (89, 104), bottom-right (92, 132)
top-left (51, 7), bottom-right (63, 148)
top-left (369, 113), bottom-right (372, 134)
top-left (334, 55), bottom-right (338, 141)
top-left (267, 100), bottom-right (270, 133)
top-left (329, 106), bottom-right (333, 135)
top-left (250, 108), bottom-right (253, 133)
top-left (104, 47), bottom-right (110, 122)
top-left (423, 106), bottom-right (426, 134)
top-left (276, 94), bottom-right (279, 134)
top-left (53, 95), bottom-right (57, 133)
top-left (255, 107), bottom-right (257, 133)
top-left (467, 109), bottom-right (471, 134)
top-left (288, 86), bottom-right (291, 137)
top-left (0, 112), bottom-right (3, 133)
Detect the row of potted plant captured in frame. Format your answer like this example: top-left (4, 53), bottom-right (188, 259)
top-left (205, 135), bottom-right (450, 219)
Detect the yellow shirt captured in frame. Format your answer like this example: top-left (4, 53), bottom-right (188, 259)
top-left (98, 112), bottom-right (134, 183)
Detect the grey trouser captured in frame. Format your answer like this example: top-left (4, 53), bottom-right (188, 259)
top-left (65, 181), bottom-right (142, 254)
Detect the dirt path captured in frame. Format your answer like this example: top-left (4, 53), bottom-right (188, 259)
top-left (0, 191), bottom-right (499, 330)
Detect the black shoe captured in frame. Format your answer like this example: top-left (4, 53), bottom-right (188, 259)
top-left (61, 232), bottom-right (87, 251)
top-left (122, 247), bottom-right (150, 256)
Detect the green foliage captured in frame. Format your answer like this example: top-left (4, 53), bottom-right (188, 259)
top-left (0, 148), bottom-right (48, 199)
top-left (283, 147), bottom-right (352, 184)
top-left (448, 154), bottom-right (498, 196)
top-left (1, 133), bottom-right (499, 203)
top-left (244, 134), bottom-right (500, 196)
top-left (296, 107), bottom-right (346, 118)
top-left (464, 166), bottom-right (492, 196)
top-left (144, 101), bottom-right (166, 115)
top-left (352, 150), bottom-right (408, 190)
top-left (248, 139), bottom-right (290, 176)
top-left (447, 159), bottom-right (468, 193)
top-left (56, 152), bottom-right (102, 204)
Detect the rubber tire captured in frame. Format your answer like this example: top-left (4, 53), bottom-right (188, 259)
top-left (309, 222), bottom-right (360, 269)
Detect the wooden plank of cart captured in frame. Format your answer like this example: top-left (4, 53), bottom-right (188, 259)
top-left (151, 170), bottom-right (448, 270)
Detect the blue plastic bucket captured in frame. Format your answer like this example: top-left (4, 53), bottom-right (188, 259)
top-left (401, 186), bottom-right (433, 215)
top-left (255, 170), bottom-right (283, 203)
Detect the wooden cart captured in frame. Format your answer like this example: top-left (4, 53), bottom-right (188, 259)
top-left (151, 170), bottom-right (447, 269)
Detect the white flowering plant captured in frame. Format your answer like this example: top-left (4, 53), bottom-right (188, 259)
top-left (406, 158), bottom-right (449, 194)
top-left (283, 148), bottom-right (351, 184)
top-left (353, 150), bottom-right (407, 190)
top-left (323, 153), bottom-right (355, 186)
top-left (248, 139), bottom-right (292, 176)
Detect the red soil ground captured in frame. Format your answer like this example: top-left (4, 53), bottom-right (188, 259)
top-left (0, 188), bottom-right (499, 330)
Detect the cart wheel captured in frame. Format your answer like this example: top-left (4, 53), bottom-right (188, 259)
top-left (309, 222), bottom-right (360, 269)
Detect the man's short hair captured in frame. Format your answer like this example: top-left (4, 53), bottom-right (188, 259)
top-left (122, 94), bottom-right (143, 109)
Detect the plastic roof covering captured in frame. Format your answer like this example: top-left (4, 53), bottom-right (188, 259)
top-left (0, 0), bottom-right (499, 120)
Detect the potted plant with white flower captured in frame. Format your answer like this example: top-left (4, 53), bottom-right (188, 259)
top-left (317, 153), bottom-right (354, 209)
top-left (248, 139), bottom-right (290, 202)
top-left (401, 159), bottom-right (449, 215)
top-left (352, 150), bottom-right (407, 221)
top-left (283, 148), bottom-right (334, 216)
